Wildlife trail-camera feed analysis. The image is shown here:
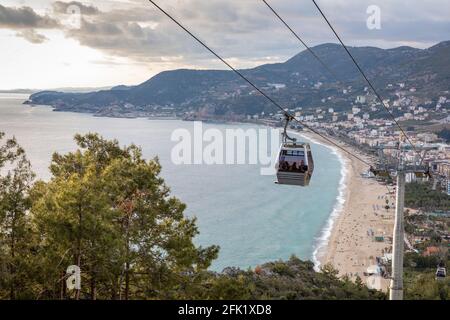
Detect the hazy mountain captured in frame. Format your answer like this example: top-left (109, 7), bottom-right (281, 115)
top-left (1, 86), bottom-right (113, 95)
top-left (26, 41), bottom-right (450, 116)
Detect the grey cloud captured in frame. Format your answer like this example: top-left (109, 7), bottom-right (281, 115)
top-left (64, 0), bottom-right (295, 65)
top-left (52, 1), bottom-right (100, 15)
top-left (93, 7), bottom-right (162, 24)
top-left (4, 0), bottom-right (449, 67)
top-left (0, 4), bottom-right (59, 29)
top-left (16, 29), bottom-right (49, 44)
top-left (67, 18), bottom-right (200, 61)
top-left (61, 0), bottom-right (450, 68)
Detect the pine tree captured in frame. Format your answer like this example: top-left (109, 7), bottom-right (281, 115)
top-left (0, 133), bottom-right (35, 299)
top-left (31, 133), bottom-right (219, 299)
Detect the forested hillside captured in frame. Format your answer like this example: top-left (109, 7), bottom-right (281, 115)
top-left (0, 132), bottom-right (385, 300)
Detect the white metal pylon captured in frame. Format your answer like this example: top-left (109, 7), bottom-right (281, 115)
top-left (389, 170), bottom-right (405, 300)
top-left (371, 143), bottom-right (436, 300)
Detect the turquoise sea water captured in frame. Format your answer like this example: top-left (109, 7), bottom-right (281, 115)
top-left (0, 93), bottom-right (343, 271)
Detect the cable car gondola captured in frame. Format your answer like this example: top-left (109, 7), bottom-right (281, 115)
top-left (436, 261), bottom-right (446, 280)
top-left (275, 115), bottom-right (314, 186)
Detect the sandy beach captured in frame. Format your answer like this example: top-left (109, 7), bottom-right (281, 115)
top-left (305, 133), bottom-right (395, 292)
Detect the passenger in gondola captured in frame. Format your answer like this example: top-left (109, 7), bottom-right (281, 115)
top-left (290, 162), bottom-right (298, 171)
top-left (281, 160), bottom-right (289, 171)
top-left (298, 160), bottom-right (304, 173)
top-left (300, 160), bottom-right (307, 173)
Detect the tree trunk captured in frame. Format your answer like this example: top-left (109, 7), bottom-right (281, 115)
top-left (9, 210), bottom-right (16, 300)
top-left (60, 270), bottom-right (66, 300)
top-left (91, 275), bottom-right (97, 300)
top-left (125, 260), bottom-right (130, 300)
top-left (124, 213), bottom-right (131, 300)
top-left (75, 204), bottom-right (82, 300)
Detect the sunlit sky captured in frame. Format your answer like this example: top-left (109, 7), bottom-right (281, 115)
top-left (1, 0), bottom-right (449, 90)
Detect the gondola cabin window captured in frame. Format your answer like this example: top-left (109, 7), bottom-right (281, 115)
top-left (279, 148), bottom-right (308, 173)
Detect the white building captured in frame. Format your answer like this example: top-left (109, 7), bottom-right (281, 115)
top-left (404, 113), bottom-right (413, 120)
top-left (356, 95), bottom-right (366, 104)
top-left (352, 107), bottom-right (361, 114)
top-left (314, 82), bottom-right (323, 89)
top-left (267, 83), bottom-right (286, 90)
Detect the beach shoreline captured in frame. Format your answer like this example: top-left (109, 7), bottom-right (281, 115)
top-left (301, 131), bottom-right (394, 292)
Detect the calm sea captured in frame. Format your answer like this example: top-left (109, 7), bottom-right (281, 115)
top-left (0, 93), bottom-right (343, 271)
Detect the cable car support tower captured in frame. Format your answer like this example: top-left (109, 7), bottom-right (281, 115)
top-left (371, 142), bottom-right (436, 300)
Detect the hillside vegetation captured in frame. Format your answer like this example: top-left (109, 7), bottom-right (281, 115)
top-left (0, 132), bottom-right (385, 300)
top-left (405, 182), bottom-right (450, 211)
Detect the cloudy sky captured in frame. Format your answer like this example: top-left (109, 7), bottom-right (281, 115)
top-left (1, 0), bottom-right (449, 90)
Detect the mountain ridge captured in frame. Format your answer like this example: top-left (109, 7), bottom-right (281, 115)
top-left (26, 41), bottom-right (450, 116)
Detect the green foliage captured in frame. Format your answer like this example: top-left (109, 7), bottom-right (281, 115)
top-left (0, 133), bottom-right (218, 299)
top-left (0, 133), bottom-right (388, 300)
top-left (404, 252), bottom-right (441, 269)
top-left (29, 133), bottom-right (220, 299)
top-left (405, 182), bottom-right (450, 211)
top-left (0, 132), bottom-right (35, 299)
top-left (191, 257), bottom-right (386, 300)
top-left (404, 271), bottom-right (449, 300)
top-left (404, 250), bottom-right (449, 300)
